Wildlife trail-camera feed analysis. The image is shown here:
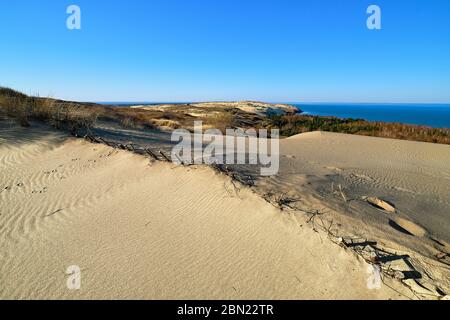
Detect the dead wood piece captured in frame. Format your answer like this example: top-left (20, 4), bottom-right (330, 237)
top-left (366, 197), bottom-right (396, 213)
top-left (338, 184), bottom-right (348, 203)
top-left (159, 150), bottom-right (171, 162)
top-left (97, 137), bottom-right (113, 147)
top-left (145, 149), bottom-right (159, 160)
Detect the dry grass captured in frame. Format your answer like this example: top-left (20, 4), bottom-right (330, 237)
top-left (150, 119), bottom-right (181, 130)
top-left (101, 108), bottom-right (185, 130)
top-left (0, 87), bottom-right (98, 135)
top-left (201, 112), bottom-right (235, 132)
top-left (0, 88), bottom-right (30, 126)
top-left (0, 87), bottom-right (259, 135)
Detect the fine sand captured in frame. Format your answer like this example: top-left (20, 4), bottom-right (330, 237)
top-left (0, 123), bottom-right (408, 300)
top-left (252, 131), bottom-right (450, 297)
top-left (2, 123), bottom-right (450, 299)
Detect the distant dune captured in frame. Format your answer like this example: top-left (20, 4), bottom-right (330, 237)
top-left (131, 101), bottom-right (300, 116)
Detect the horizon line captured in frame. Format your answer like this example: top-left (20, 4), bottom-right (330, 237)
top-left (92, 100), bottom-right (450, 105)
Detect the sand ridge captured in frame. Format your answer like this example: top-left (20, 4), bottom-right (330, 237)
top-left (0, 124), bottom-right (406, 299)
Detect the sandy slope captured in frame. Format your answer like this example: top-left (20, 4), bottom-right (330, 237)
top-left (252, 131), bottom-right (450, 297)
top-left (0, 124), bottom-right (403, 300)
top-left (276, 131), bottom-right (450, 243)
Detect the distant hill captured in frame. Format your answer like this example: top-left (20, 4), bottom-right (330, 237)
top-left (131, 101), bottom-right (300, 116)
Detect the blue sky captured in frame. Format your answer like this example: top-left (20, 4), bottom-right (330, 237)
top-left (1, 0), bottom-right (449, 103)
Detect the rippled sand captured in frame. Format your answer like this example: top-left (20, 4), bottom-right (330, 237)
top-left (0, 124), bottom-right (406, 299)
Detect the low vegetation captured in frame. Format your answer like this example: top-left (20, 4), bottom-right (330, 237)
top-left (267, 115), bottom-right (450, 144)
top-left (101, 107), bottom-right (188, 130)
top-left (1, 87), bottom-right (449, 144)
top-left (0, 87), bottom-right (99, 135)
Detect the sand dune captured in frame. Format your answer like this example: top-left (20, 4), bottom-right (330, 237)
top-left (0, 123), bottom-right (406, 299)
top-left (250, 131), bottom-right (450, 297)
top-left (276, 132), bottom-right (450, 243)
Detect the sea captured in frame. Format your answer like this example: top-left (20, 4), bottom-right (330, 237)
top-left (292, 103), bottom-right (450, 129)
top-left (100, 102), bottom-right (450, 129)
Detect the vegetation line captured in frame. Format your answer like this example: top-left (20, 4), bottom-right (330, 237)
top-left (1, 87), bottom-right (449, 145)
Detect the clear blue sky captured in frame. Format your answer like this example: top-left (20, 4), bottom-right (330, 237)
top-left (1, 0), bottom-right (449, 103)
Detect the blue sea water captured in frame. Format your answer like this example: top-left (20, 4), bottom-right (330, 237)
top-left (292, 103), bottom-right (450, 129)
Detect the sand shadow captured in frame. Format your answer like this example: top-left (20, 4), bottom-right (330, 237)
top-left (389, 219), bottom-right (415, 236)
top-left (0, 120), bottom-right (68, 147)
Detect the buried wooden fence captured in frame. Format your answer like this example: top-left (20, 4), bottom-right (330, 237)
top-left (83, 134), bottom-right (255, 187)
top-left (84, 134), bottom-right (172, 163)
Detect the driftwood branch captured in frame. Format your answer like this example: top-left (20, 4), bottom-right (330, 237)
top-left (145, 148), bottom-right (158, 160)
top-left (338, 184), bottom-right (348, 203)
top-left (159, 150), bottom-right (171, 162)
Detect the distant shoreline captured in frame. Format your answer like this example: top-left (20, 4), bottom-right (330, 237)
top-left (98, 102), bottom-right (450, 129)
